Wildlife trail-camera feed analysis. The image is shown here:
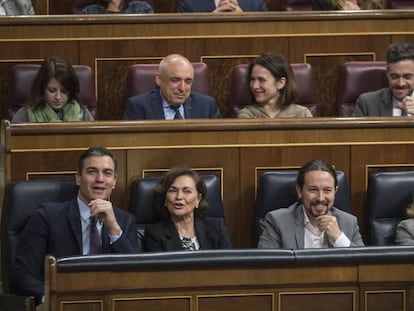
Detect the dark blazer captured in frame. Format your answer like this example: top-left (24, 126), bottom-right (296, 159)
top-left (123, 89), bottom-right (221, 120)
top-left (353, 88), bottom-right (394, 117)
top-left (312, 0), bottom-right (339, 10)
top-left (258, 202), bottom-right (364, 249)
top-left (144, 217), bottom-right (232, 251)
top-left (177, 0), bottom-right (268, 12)
top-left (11, 198), bottom-right (138, 305)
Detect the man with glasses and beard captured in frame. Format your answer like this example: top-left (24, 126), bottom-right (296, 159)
top-left (258, 159), bottom-right (364, 249)
top-left (353, 42), bottom-right (414, 117)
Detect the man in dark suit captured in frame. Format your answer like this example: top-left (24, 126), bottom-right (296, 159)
top-left (353, 42), bottom-right (414, 117)
top-left (258, 159), bottom-right (364, 249)
top-left (11, 147), bottom-right (139, 305)
top-left (123, 54), bottom-right (221, 120)
top-left (177, 0), bottom-right (267, 12)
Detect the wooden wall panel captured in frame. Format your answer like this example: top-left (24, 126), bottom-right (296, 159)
top-left (279, 291), bottom-right (355, 311)
top-left (113, 297), bottom-right (191, 311)
top-left (198, 294), bottom-right (273, 311)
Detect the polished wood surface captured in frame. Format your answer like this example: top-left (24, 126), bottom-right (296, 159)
top-left (3, 118), bottom-right (414, 247)
top-left (1, 11), bottom-right (414, 120)
top-left (44, 249), bottom-right (414, 311)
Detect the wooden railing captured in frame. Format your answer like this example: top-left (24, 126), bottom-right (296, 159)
top-left (45, 247), bottom-right (414, 311)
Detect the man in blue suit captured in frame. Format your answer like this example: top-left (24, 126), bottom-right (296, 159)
top-left (177, 0), bottom-right (267, 12)
top-left (123, 54), bottom-right (221, 120)
top-left (11, 147), bottom-right (138, 306)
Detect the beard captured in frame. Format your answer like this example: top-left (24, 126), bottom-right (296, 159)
top-left (307, 199), bottom-right (330, 218)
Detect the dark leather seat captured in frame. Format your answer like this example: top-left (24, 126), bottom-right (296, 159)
top-left (255, 170), bottom-right (351, 242)
top-left (281, 0), bottom-right (314, 10)
top-left (336, 61), bottom-right (388, 117)
top-left (229, 63), bottom-right (319, 117)
top-left (5, 64), bottom-right (97, 120)
top-left (124, 62), bottom-right (212, 100)
top-left (367, 171), bottom-right (414, 246)
top-left (130, 174), bottom-right (225, 242)
top-left (0, 179), bottom-right (77, 307)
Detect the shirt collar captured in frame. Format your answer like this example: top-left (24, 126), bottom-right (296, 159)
top-left (77, 197), bottom-right (92, 223)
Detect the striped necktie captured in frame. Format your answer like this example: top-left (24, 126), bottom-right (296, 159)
top-left (89, 216), bottom-right (101, 255)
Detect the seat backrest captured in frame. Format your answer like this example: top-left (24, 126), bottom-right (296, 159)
top-left (124, 62), bottom-right (212, 99)
top-left (0, 179), bottom-right (78, 294)
top-left (6, 64), bottom-right (97, 120)
top-left (72, 0), bottom-right (155, 13)
top-left (229, 63), bottom-right (319, 117)
top-left (255, 170), bottom-right (351, 242)
top-left (281, 0), bottom-right (314, 10)
top-left (367, 171), bottom-right (414, 246)
top-left (130, 175), bottom-right (224, 240)
top-left (336, 61), bottom-right (388, 117)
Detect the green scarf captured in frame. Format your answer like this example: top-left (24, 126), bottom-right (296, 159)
top-left (28, 100), bottom-right (83, 122)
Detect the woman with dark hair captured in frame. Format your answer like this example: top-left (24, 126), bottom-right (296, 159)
top-left (237, 52), bottom-right (313, 119)
top-left (81, 0), bottom-right (153, 14)
top-left (12, 57), bottom-right (94, 123)
top-left (144, 166), bottom-right (232, 251)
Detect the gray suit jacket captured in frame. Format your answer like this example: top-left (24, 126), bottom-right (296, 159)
top-left (353, 88), bottom-right (394, 117)
top-left (3, 0), bottom-right (35, 15)
top-left (395, 218), bottom-right (414, 246)
top-left (258, 202), bottom-right (364, 249)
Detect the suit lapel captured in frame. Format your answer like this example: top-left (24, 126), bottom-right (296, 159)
top-left (164, 219), bottom-right (183, 250)
top-left (101, 226), bottom-right (111, 253)
top-left (152, 90), bottom-right (167, 119)
top-left (194, 218), bottom-right (211, 249)
top-left (379, 89), bottom-right (393, 116)
top-left (183, 95), bottom-right (193, 118)
top-left (293, 204), bottom-right (305, 248)
top-left (68, 199), bottom-right (83, 253)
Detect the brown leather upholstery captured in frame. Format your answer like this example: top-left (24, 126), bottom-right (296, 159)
top-left (388, 0), bottom-right (414, 9)
top-left (336, 61), bottom-right (387, 117)
top-left (72, 0), bottom-right (155, 13)
top-left (281, 0), bottom-right (313, 10)
top-left (5, 64), bottom-right (97, 120)
top-left (229, 63), bottom-right (319, 117)
top-left (124, 62), bottom-right (212, 99)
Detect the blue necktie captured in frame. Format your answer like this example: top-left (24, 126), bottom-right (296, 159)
top-left (171, 106), bottom-right (183, 119)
